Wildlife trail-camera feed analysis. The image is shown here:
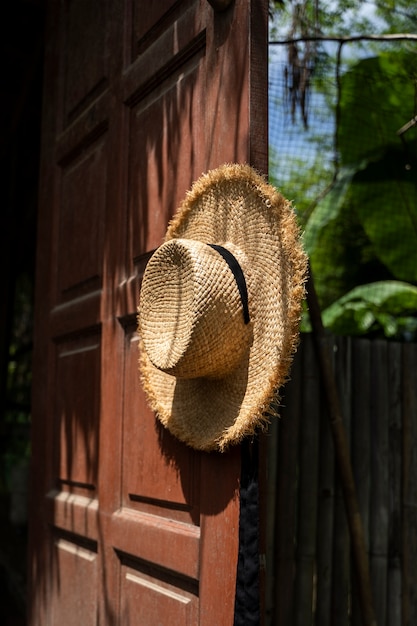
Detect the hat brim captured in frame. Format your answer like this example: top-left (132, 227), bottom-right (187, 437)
top-left (138, 163), bottom-right (307, 451)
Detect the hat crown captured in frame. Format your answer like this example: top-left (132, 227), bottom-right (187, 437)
top-left (139, 238), bottom-right (252, 379)
top-left (137, 164), bottom-right (307, 451)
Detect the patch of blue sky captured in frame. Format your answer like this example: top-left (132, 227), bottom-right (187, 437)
top-left (268, 44), bottom-right (336, 185)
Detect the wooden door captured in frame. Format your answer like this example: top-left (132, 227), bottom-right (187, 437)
top-left (28, 1), bottom-right (267, 624)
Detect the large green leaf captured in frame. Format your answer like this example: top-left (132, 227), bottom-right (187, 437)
top-left (307, 51), bottom-right (417, 292)
top-left (336, 52), bottom-right (417, 282)
top-left (338, 53), bottom-right (417, 166)
top-left (322, 280), bottom-right (417, 337)
top-left (303, 162), bottom-right (382, 308)
top-left (351, 145), bottom-right (417, 282)
top-left (303, 165), bottom-right (357, 255)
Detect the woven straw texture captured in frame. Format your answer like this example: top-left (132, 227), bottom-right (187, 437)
top-left (138, 163), bottom-right (308, 452)
top-left (140, 239), bottom-right (252, 379)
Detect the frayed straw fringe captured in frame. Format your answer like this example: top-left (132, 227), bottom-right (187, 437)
top-left (137, 163), bottom-right (308, 452)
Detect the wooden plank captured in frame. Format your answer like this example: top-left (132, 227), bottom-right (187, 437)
top-left (402, 342), bottom-right (417, 625)
top-left (272, 338), bottom-right (303, 626)
top-left (305, 274), bottom-right (376, 626)
top-left (294, 334), bottom-right (320, 626)
top-left (268, 334), bottom-right (417, 626)
top-left (370, 340), bottom-right (389, 626)
top-left (111, 508), bottom-right (201, 581)
top-left (351, 338), bottom-right (372, 626)
top-left (315, 335), bottom-right (336, 626)
top-left (264, 409), bottom-right (279, 623)
top-left (45, 490), bottom-right (99, 541)
top-left (387, 342), bottom-right (402, 626)
top-left (331, 336), bottom-right (352, 626)
top-left (199, 449), bottom-right (241, 626)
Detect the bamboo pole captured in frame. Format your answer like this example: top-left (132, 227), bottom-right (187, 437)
top-left (263, 408), bottom-right (279, 622)
top-left (387, 342), bottom-right (402, 626)
top-left (305, 268), bottom-right (377, 626)
top-left (273, 346), bottom-right (302, 625)
top-left (402, 343), bottom-right (417, 625)
top-left (332, 336), bottom-right (352, 625)
top-left (293, 335), bottom-right (320, 626)
top-left (316, 335), bottom-right (335, 626)
top-left (351, 338), bottom-right (371, 626)
top-left (370, 340), bottom-right (389, 626)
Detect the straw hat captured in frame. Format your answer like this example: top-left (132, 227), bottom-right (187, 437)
top-left (138, 163), bottom-right (307, 452)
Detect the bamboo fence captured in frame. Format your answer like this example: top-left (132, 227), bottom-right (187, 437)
top-left (264, 334), bottom-right (417, 626)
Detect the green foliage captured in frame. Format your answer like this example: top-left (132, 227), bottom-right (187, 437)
top-left (338, 53), bottom-right (417, 165)
top-left (374, 0), bottom-right (417, 33)
top-left (289, 48), bottom-right (417, 338)
top-left (303, 165), bottom-right (371, 307)
top-left (269, 150), bottom-right (334, 216)
top-left (269, 0), bottom-right (417, 37)
top-left (269, 2), bottom-right (417, 338)
top-left (322, 281), bottom-right (417, 338)
top-left (352, 146), bottom-right (417, 283)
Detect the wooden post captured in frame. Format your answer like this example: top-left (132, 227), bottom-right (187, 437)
top-left (306, 268), bottom-right (377, 626)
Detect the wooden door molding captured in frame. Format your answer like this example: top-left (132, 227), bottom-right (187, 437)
top-left (28, 1), bottom-right (268, 624)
